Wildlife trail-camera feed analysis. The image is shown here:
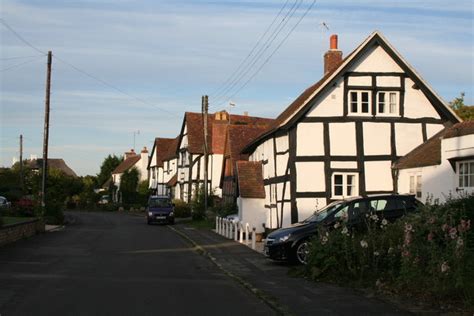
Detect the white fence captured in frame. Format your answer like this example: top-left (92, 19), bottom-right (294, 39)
top-left (215, 217), bottom-right (256, 250)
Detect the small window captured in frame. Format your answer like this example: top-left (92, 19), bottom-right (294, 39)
top-left (458, 161), bottom-right (474, 188)
top-left (332, 173), bottom-right (358, 198)
top-left (377, 92), bottom-right (399, 115)
top-left (349, 91), bottom-right (371, 115)
top-left (409, 174), bottom-right (422, 198)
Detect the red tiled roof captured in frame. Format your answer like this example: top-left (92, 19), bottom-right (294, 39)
top-left (163, 136), bottom-right (180, 161)
top-left (236, 161), bottom-right (265, 199)
top-left (184, 111), bottom-right (274, 154)
top-left (112, 155), bottom-right (141, 174)
top-left (228, 125), bottom-right (271, 160)
top-left (153, 137), bottom-right (177, 167)
top-left (394, 121), bottom-right (473, 169)
top-left (166, 174), bottom-right (177, 187)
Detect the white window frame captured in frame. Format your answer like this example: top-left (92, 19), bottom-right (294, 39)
top-left (376, 91), bottom-right (399, 116)
top-left (332, 173), bottom-right (358, 198)
top-left (348, 90), bottom-right (371, 115)
top-left (409, 173), bottom-right (422, 198)
top-left (457, 160), bottom-right (474, 188)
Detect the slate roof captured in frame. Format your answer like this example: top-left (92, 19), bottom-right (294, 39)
top-left (394, 121), bottom-right (474, 169)
top-left (236, 161), bottom-right (265, 199)
top-left (27, 158), bottom-right (77, 177)
top-left (183, 112), bottom-right (273, 154)
top-left (112, 155), bottom-right (141, 174)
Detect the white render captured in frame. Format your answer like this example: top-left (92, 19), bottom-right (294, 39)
top-left (237, 197), bottom-right (266, 233)
top-left (398, 133), bottom-right (474, 203)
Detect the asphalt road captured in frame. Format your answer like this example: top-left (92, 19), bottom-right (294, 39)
top-left (0, 212), bottom-right (273, 315)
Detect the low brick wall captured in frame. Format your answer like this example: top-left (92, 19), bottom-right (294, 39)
top-left (0, 219), bottom-right (45, 247)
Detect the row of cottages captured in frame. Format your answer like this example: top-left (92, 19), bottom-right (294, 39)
top-left (231, 31), bottom-right (461, 232)
top-left (146, 111), bottom-right (273, 202)
top-left (147, 137), bottom-right (179, 197)
top-left (395, 121), bottom-right (474, 202)
top-left (111, 148), bottom-right (149, 202)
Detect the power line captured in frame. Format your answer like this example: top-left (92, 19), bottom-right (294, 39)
top-left (212, 0), bottom-right (304, 105)
top-left (215, 0), bottom-right (317, 108)
top-left (0, 54), bottom-right (44, 60)
top-left (0, 55), bottom-right (44, 72)
top-left (210, 0), bottom-right (292, 98)
top-left (0, 18), bottom-right (47, 55)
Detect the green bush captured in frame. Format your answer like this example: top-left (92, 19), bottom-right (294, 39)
top-left (173, 199), bottom-right (191, 218)
top-left (306, 194), bottom-right (474, 308)
top-left (99, 202), bottom-right (119, 212)
top-left (43, 201), bottom-right (65, 225)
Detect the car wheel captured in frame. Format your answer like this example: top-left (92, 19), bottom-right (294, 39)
top-left (295, 240), bottom-right (311, 265)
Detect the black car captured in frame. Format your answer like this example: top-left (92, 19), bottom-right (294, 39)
top-left (264, 194), bottom-right (422, 265)
top-left (146, 195), bottom-right (175, 225)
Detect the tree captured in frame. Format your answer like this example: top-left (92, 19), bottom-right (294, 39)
top-left (449, 92), bottom-right (474, 121)
top-left (120, 167), bottom-right (139, 204)
top-left (97, 154), bottom-right (122, 187)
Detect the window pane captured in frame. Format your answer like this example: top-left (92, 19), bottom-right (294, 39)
top-left (409, 176), bottom-right (415, 194)
top-left (335, 185), bottom-right (343, 196)
top-left (389, 93), bottom-right (397, 113)
top-left (378, 92), bottom-right (385, 113)
top-left (470, 162), bottom-right (474, 173)
top-left (361, 92), bottom-right (369, 113)
top-left (469, 175), bottom-right (474, 187)
top-left (362, 92), bottom-right (369, 102)
top-left (350, 92), bottom-right (358, 113)
top-left (459, 174), bottom-right (464, 187)
top-left (371, 199), bottom-right (387, 211)
top-left (335, 174), bottom-right (343, 185)
top-left (465, 175), bottom-right (469, 187)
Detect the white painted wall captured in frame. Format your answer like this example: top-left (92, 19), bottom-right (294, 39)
top-left (306, 83), bottom-right (344, 117)
top-left (296, 123), bottom-right (324, 156)
top-left (349, 45), bottom-right (403, 73)
top-left (403, 78), bottom-right (441, 119)
top-left (237, 197), bottom-right (266, 233)
top-left (295, 162), bottom-right (325, 192)
top-left (395, 123), bottom-right (424, 156)
top-left (330, 123), bottom-right (357, 156)
top-left (363, 122), bottom-right (391, 155)
top-left (398, 134), bottom-right (474, 203)
top-left (365, 161), bottom-right (393, 191)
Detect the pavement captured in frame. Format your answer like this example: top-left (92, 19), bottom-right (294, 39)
top-left (172, 223), bottom-right (410, 316)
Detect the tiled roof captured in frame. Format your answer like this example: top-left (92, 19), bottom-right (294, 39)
top-left (27, 158), bottom-right (77, 177)
top-left (112, 155), bottom-right (141, 174)
top-left (167, 174), bottom-right (177, 187)
top-left (228, 125), bottom-right (271, 160)
top-left (163, 136), bottom-right (180, 161)
top-left (184, 111), bottom-right (273, 154)
top-left (394, 121), bottom-right (473, 169)
top-left (153, 137), bottom-right (177, 167)
top-left (236, 161), bottom-right (265, 199)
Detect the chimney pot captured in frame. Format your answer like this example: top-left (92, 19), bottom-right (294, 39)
top-left (330, 34), bottom-right (338, 50)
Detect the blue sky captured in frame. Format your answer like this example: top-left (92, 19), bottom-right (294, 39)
top-left (1, 0), bottom-right (473, 176)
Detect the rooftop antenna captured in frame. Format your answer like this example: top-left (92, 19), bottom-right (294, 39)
top-left (320, 22), bottom-right (330, 31)
top-left (228, 101), bottom-right (236, 125)
top-left (133, 130), bottom-right (140, 152)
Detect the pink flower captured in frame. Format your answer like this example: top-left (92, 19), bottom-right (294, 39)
top-left (441, 224), bottom-right (450, 232)
top-left (427, 232), bottom-right (434, 241)
top-left (404, 223), bottom-right (413, 232)
top-left (441, 261), bottom-right (450, 273)
top-left (428, 217), bottom-right (436, 224)
top-left (458, 219), bottom-right (471, 233)
top-left (456, 238), bottom-right (464, 249)
top-left (321, 236), bottom-right (328, 245)
top-left (402, 250), bottom-right (410, 258)
top-left (449, 227), bottom-right (458, 240)
top-left (404, 231), bottom-right (412, 245)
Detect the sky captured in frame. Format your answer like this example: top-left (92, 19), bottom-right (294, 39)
top-left (1, 0), bottom-right (473, 176)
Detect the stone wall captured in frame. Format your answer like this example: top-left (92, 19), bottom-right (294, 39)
top-left (0, 219), bottom-right (45, 247)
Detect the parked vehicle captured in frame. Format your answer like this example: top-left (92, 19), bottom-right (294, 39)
top-left (98, 195), bottom-right (110, 205)
top-left (146, 195), bottom-right (175, 225)
top-left (0, 196), bottom-right (11, 210)
top-left (225, 214), bottom-right (239, 223)
top-left (264, 194), bottom-right (423, 265)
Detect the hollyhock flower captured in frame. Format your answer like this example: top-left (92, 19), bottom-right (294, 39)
top-left (456, 238), bottom-right (464, 249)
top-left (373, 251), bottom-right (380, 257)
top-left (360, 240), bottom-right (368, 248)
top-left (334, 222), bottom-right (341, 229)
top-left (404, 231), bottom-right (412, 245)
top-left (381, 219), bottom-right (388, 226)
top-left (441, 224), bottom-right (449, 232)
top-left (449, 227), bottom-right (458, 240)
top-left (458, 219), bottom-right (471, 233)
top-left (402, 250), bottom-right (410, 257)
top-left (441, 262), bottom-right (449, 273)
top-left (428, 217), bottom-right (436, 224)
top-left (341, 227), bottom-right (349, 236)
top-left (370, 214), bottom-right (378, 222)
top-left (404, 223), bottom-right (413, 232)
top-left (387, 247), bottom-right (394, 254)
top-left (427, 232), bottom-right (434, 241)
top-left (321, 236), bottom-right (328, 245)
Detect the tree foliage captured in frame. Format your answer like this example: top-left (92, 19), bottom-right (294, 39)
top-left (120, 167), bottom-right (139, 204)
top-left (97, 154), bottom-right (122, 186)
top-left (449, 92), bottom-right (474, 121)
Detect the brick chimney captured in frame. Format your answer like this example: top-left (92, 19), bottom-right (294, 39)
top-left (324, 34), bottom-right (343, 75)
top-left (124, 149), bottom-right (136, 160)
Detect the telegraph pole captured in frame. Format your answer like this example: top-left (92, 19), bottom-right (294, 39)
top-left (41, 51), bottom-right (52, 209)
top-left (19, 134), bottom-right (23, 192)
top-left (202, 95), bottom-right (209, 214)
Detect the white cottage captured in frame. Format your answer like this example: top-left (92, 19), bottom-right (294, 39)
top-left (239, 31), bottom-right (460, 229)
top-left (111, 148), bottom-right (149, 202)
top-left (147, 137), bottom-right (179, 196)
top-left (395, 121), bottom-right (474, 203)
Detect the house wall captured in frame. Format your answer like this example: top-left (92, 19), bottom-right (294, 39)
top-left (398, 134), bottom-right (474, 202)
top-left (237, 197), bottom-right (266, 233)
top-left (245, 40), bottom-right (453, 229)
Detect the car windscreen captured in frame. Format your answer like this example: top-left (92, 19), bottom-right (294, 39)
top-left (149, 198), bottom-right (172, 208)
top-left (303, 201), bottom-right (345, 223)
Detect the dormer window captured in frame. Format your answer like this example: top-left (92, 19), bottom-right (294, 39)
top-left (377, 92), bottom-right (399, 115)
top-left (349, 91), bottom-right (371, 115)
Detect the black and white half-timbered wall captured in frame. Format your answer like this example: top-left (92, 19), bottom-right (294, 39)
top-left (239, 31), bottom-right (460, 230)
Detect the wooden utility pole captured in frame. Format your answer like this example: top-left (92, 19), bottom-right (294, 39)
top-left (202, 95), bottom-right (209, 214)
top-left (41, 51), bottom-right (52, 209)
top-left (19, 134), bottom-right (23, 192)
